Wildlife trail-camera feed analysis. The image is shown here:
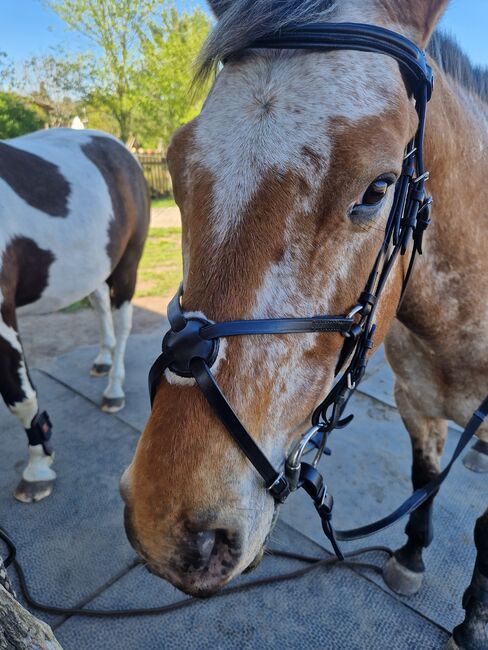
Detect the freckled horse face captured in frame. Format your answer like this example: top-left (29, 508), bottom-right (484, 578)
top-left (123, 47), bottom-right (417, 595)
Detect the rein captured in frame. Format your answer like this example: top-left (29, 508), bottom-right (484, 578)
top-left (148, 23), bottom-right (488, 559)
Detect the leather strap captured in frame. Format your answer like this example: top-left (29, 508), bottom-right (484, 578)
top-left (251, 23), bottom-right (433, 99)
top-left (190, 358), bottom-right (290, 502)
top-left (202, 316), bottom-right (354, 338)
top-left (334, 396), bottom-right (488, 540)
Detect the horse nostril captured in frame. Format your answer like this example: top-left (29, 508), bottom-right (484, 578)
top-left (180, 527), bottom-right (241, 574)
top-left (193, 530), bottom-right (215, 569)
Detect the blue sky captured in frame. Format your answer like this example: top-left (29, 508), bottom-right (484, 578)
top-left (2, 0), bottom-right (488, 65)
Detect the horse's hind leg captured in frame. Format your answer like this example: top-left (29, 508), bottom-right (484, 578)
top-left (0, 303), bottom-right (55, 502)
top-left (100, 245), bottom-right (141, 413)
top-left (89, 283), bottom-right (116, 377)
top-left (448, 508), bottom-right (488, 650)
top-left (100, 301), bottom-right (132, 413)
top-left (383, 382), bottom-right (448, 596)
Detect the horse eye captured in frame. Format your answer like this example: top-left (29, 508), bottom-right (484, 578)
top-left (361, 179), bottom-right (389, 206)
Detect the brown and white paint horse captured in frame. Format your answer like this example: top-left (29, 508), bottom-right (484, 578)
top-left (1, 128), bottom-right (149, 503)
top-left (122, 1), bottom-right (487, 646)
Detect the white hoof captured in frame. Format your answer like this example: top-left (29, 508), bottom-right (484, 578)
top-left (101, 396), bottom-right (125, 413)
top-left (383, 555), bottom-right (424, 596)
top-left (14, 478), bottom-right (55, 503)
top-left (463, 447), bottom-right (488, 473)
top-left (90, 363), bottom-right (111, 377)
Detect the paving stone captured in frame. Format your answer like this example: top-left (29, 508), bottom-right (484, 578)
top-left (0, 370), bottom-right (139, 627)
top-left (55, 521), bottom-right (449, 650)
top-left (280, 391), bottom-right (484, 633)
top-left (41, 333), bottom-right (163, 432)
top-left (2, 336), bottom-right (483, 648)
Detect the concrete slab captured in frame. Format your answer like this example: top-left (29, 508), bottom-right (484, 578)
top-left (55, 521), bottom-right (449, 650)
top-left (40, 332), bottom-right (163, 432)
top-left (42, 334), bottom-right (484, 633)
top-left (1, 335), bottom-right (483, 648)
top-left (280, 391), bottom-right (484, 633)
top-left (0, 370), bottom-right (139, 626)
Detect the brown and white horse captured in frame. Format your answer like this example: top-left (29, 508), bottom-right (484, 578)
top-left (122, 1), bottom-right (487, 646)
top-left (1, 128), bottom-right (149, 502)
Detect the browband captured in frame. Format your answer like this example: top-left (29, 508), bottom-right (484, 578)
top-left (250, 22), bottom-right (434, 100)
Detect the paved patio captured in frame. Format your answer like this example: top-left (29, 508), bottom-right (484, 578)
top-left (0, 326), bottom-right (484, 649)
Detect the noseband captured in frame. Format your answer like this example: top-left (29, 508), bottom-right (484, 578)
top-left (149, 24), bottom-right (488, 558)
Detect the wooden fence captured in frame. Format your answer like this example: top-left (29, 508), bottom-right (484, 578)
top-left (135, 152), bottom-right (172, 198)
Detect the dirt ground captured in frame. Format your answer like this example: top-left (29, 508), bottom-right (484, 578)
top-left (19, 208), bottom-right (181, 366)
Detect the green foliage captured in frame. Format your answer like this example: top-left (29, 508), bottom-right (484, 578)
top-left (0, 92), bottom-right (45, 139)
top-left (136, 6), bottom-right (211, 147)
top-left (4, 2), bottom-right (212, 147)
top-left (15, 52), bottom-right (90, 127)
top-left (46, 0), bottom-right (165, 141)
top-left (0, 52), bottom-right (14, 90)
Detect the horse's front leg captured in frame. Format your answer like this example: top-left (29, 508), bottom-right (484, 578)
top-left (0, 304), bottom-right (55, 502)
top-left (448, 508), bottom-right (488, 650)
top-left (383, 382), bottom-right (448, 595)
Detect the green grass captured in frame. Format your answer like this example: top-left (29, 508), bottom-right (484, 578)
top-left (135, 226), bottom-right (182, 299)
top-left (62, 297), bottom-right (91, 313)
top-left (151, 197), bottom-right (176, 209)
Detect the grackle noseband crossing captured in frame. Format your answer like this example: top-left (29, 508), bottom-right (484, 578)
top-left (148, 23), bottom-right (488, 559)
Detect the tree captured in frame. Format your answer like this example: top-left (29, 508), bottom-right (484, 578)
top-left (0, 92), bottom-right (46, 139)
top-left (136, 6), bottom-right (211, 148)
top-left (46, 0), bottom-right (164, 141)
top-left (15, 52), bottom-right (88, 127)
top-left (0, 52), bottom-right (14, 91)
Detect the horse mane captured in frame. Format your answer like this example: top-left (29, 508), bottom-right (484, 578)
top-left (428, 31), bottom-right (488, 104)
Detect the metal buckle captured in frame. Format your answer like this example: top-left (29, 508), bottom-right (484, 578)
top-left (404, 148), bottom-right (417, 160)
top-left (347, 373), bottom-right (356, 390)
top-left (267, 473), bottom-right (290, 503)
top-left (343, 304), bottom-right (364, 339)
top-left (414, 171), bottom-right (430, 184)
top-left (286, 425), bottom-right (328, 491)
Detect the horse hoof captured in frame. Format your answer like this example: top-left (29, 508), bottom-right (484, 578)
top-left (101, 396), bottom-right (125, 413)
top-left (462, 444), bottom-right (488, 473)
top-left (90, 363), bottom-right (111, 377)
top-left (14, 478), bottom-right (54, 503)
top-left (383, 555), bottom-right (424, 596)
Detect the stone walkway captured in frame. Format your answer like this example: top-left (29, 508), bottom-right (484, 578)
top-left (0, 330), bottom-right (484, 649)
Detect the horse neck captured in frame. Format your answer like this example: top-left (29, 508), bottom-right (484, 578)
top-left (397, 61), bottom-right (488, 336)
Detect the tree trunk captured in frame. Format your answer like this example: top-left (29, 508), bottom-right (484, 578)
top-left (0, 585), bottom-right (63, 649)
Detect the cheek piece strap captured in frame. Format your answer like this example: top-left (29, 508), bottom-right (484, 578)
top-left (148, 23), bottom-right (488, 560)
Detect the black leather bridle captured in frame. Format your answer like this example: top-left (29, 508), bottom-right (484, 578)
top-left (148, 24), bottom-right (488, 559)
